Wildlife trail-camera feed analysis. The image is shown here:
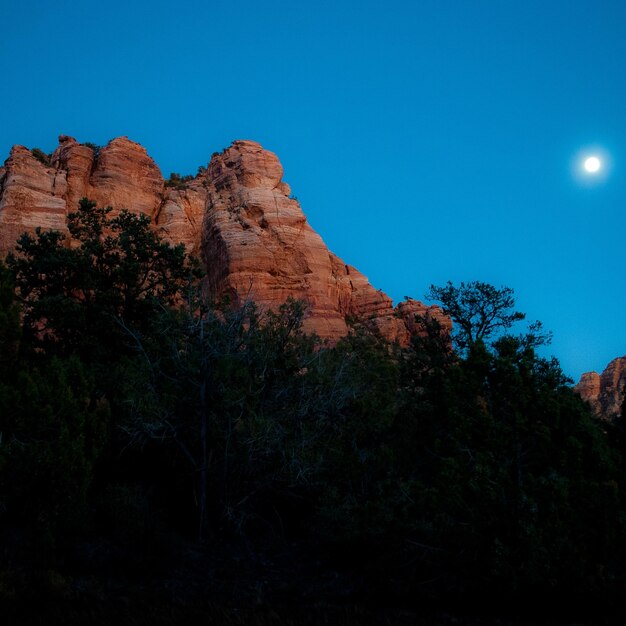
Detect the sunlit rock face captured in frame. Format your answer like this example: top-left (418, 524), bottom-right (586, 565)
top-left (0, 145), bottom-right (69, 256)
top-left (50, 135), bottom-right (95, 210)
top-left (0, 135), bottom-right (447, 343)
top-left (0, 135), bottom-right (203, 258)
top-left (87, 136), bottom-right (165, 220)
top-left (575, 356), bottom-right (626, 419)
top-left (200, 140), bottom-right (450, 342)
top-left (0, 135), bottom-right (167, 257)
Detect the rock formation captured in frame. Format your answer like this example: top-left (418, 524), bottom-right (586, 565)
top-left (199, 140), bottom-right (449, 341)
top-left (575, 356), bottom-right (626, 419)
top-left (0, 135), bottom-right (448, 343)
top-left (0, 145), bottom-right (69, 254)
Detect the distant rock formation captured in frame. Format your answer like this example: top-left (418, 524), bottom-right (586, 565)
top-left (0, 135), bottom-right (178, 253)
top-left (575, 356), bottom-right (626, 419)
top-left (0, 135), bottom-right (449, 343)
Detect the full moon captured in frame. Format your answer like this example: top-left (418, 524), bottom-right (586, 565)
top-left (584, 156), bottom-right (601, 173)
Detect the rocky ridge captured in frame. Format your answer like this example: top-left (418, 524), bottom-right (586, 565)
top-left (0, 135), bottom-right (448, 343)
top-left (575, 356), bottom-right (626, 419)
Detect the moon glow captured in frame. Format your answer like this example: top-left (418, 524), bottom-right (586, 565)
top-left (584, 156), bottom-right (601, 173)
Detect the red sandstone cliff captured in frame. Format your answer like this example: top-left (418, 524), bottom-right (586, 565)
top-left (575, 356), bottom-right (626, 419)
top-left (0, 135), bottom-right (448, 343)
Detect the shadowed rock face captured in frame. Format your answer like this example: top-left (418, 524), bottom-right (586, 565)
top-left (575, 356), bottom-right (626, 419)
top-left (0, 135), bottom-right (448, 343)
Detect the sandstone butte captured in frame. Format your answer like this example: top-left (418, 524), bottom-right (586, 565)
top-left (575, 356), bottom-right (626, 420)
top-left (0, 135), bottom-right (450, 345)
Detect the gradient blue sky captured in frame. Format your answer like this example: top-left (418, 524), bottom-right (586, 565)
top-left (1, 0), bottom-right (625, 381)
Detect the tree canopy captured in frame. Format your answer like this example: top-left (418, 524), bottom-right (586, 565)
top-left (7, 198), bottom-right (197, 364)
top-left (426, 280), bottom-right (526, 351)
top-left (0, 215), bottom-right (624, 619)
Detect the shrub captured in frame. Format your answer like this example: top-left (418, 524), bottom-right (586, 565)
top-left (165, 172), bottom-right (194, 190)
top-left (30, 148), bottom-right (51, 167)
top-left (82, 142), bottom-right (102, 161)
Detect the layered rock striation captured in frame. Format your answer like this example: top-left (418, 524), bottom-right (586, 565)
top-left (0, 135), bottom-right (448, 343)
top-left (575, 356), bottom-right (626, 419)
top-left (199, 140), bottom-right (449, 341)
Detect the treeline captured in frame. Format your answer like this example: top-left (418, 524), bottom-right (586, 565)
top-left (0, 199), bottom-right (625, 619)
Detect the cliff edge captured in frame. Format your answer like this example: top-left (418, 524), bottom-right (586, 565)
top-left (0, 135), bottom-right (449, 343)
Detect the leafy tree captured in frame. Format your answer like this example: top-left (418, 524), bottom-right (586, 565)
top-left (399, 282), bottom-right (622, 593)
top-left (301, 331), bottom-right (403, 540)
top-left (426, 281), bottom-right (526, 351)
top-left (0, 261), bottom-right (20, 377)
top-left (7, 198), bottom-right (196, 367)
top-left (3, 211), bottom-right (625, 611)
top-left (0, 266), bottom-right (109, 568)
top-left (0, 200), bottom-right (195, 579)
top-left (0, 357), bottom-right (109, 531)
top-left (120, 296), bottom-right (318, 540)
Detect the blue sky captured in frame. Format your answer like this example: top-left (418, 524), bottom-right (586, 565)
top-left (1, 0), bottom-right (625, 381)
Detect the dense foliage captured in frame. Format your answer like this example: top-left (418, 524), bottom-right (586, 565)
top-left (1, 202), bottom-right (625, 620)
